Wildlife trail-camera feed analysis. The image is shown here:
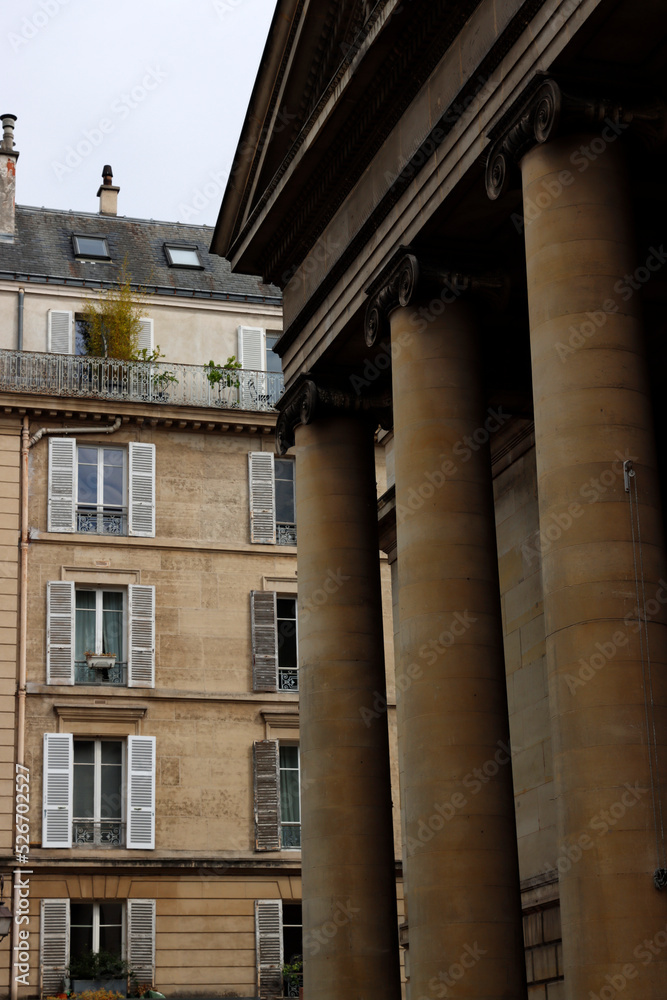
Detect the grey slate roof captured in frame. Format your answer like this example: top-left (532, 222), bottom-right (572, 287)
top-left (0, 205), bottom-right (281, 304)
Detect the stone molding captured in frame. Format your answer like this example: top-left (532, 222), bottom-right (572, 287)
top-left (275, 373), bottom-right (391, 454)
top-left (485, 77), bottom-right (667, 200)
top-left (364, 246), bottom-right (506, 346)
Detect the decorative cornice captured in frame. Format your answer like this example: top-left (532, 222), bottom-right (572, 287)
top-left (275, 373), bottom-right (391, 454)
top-left (364, 247), bottom-right (507, 347)
top-left (486, 78), bottom-right (667, 200)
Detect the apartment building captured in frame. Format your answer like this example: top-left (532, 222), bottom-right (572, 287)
top-left (0, 116), bottom-right (318, 999)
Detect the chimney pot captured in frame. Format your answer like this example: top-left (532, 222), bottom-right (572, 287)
top-left (102, 164), bottom-right (113, 186)
top-left (0, 115), bottom-right (17, 154)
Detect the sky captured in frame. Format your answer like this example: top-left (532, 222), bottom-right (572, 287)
top-left (3, 0), bottom-right (277, 228)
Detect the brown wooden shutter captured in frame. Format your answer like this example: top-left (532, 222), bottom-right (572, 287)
top-left (255, 899), bottom-right (283, 1000)
top-left (251, 590), bottom-right (278, 692)
top-left (253, 739), bottom-right (280, 851)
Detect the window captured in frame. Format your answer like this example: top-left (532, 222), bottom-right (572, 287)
top-left (238, 326), bottom-right (284, 407)
top-left (255, 901), bottom-right (302, 1000)
top-left (163, 244), bottom-right (203, 268)
top-left (251, 591), bottom-right (297, 692)
top-left (43, 732), bottom-right (156, 849)
top-left (40, 898), bottom-right (155, 995)
top-left (73, 741), bottom-right (123, 846)
top-left (77, 445), bottom-right (126, 535)
top-left (47, 581), bottom-right (155, 688)
top-left (248, 453), bottom-right (296, 545)
top-left (48, 311), bottom-right (153, 355)
top-left (48, 438), bottom-right (155, 537)
top-left (72, 234), bottom-right (111, 260)
top-left (253, 739), bottom-right (300, 851)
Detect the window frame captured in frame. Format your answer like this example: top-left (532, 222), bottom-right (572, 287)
top-left (278, 743), bottom-right (301, 850)
top-left (163, 243), bottom-right (204, 269)
top-left (274, 457), bottom-right (296, 546)
top-left (76, 443), bottom-right (127, 536)
top-left (277, 596), bottom-right (298, 692)
top-left (72, 739), bottom-right (125, 848)
top-left (70, 900), bottom-right (125, 959)
top-left (72, 234), bottom-right (111, 261)
top-left (74, 585), bottom-right (126, 686)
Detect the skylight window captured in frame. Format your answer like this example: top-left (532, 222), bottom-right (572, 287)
top-left (164, 244), bottom-right (203, 268)
top-left (72, 235), bottom-right (110, 260)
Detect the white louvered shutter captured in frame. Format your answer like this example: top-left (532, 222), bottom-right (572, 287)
top-left (128, 442), bottom-right (155, 537)
top-left (253, 740), bottom-right (280, 852)
top-left (255, 899), bottom-right (283, 1000)
top-left (127, 736), bottom-right (156, 849)
top-left (48, 437), bottom-right (76, 533)
top-left (128, 899), bottom-right (156, 984)
top-left (251, 591), bottom-right (278, 692)
top-left (137, 318), bottom-right (154, 354)
top-left (40, 899), bottom-right (70, 995)
top-left (46, 581), bottom-right (75, 685)
top-left (48, 310), bottom-right (73, 353)
top-left (249, 452), bottom-right (276, 544)
top-left (42, 733), bottom-right (73, 848)
top-left (239, 326), bottom-right (266, 406)
top-left (128, 584), bottom-right (155, 688)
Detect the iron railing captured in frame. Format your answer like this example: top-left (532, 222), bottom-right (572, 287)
top-left (76, 505), bottom-right (128, 535)
top-left (0, 350), bottom-right (284, 412)
top-left (75, 661), bottom-right (126, 686)
top-left (72, 819), bottom-right (125, 847)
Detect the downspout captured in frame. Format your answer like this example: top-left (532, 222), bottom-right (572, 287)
top-left (17, 288), bottom-right (23, 352)
top-left (10, 414), bottom-right (121, 1000)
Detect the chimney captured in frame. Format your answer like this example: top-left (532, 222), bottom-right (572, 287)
top-left (97, 164), bottom-right (120, 216)
top-left (0, 114), bottom-right (19, 243)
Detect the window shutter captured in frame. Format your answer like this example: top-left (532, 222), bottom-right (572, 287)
top-left (48, 437), bottom-right (76, 533)
top-left (255, 899), bottom-right (283, 1000)
top-left (253, 740), bottom-right (280, 852)
top-left (137, 318), bottom-right (154, 354)
top-left (128, 899), bottom-right (156, 984)
top-left (128, 442), bottom-right (156, 537)
top-left (127, 735), bottom-right (156, 849)
top-left (48, 310), bottom-right (73, 353)
top-left (251, 591), bottom-right (278, 692)
top-left (42, 733), bottom-right (73, 848)
top-left (238, 326), bottom-right (265, 370)
top-left (249, 452), bottom-right (276, 544)
top-left (46, 581), bottom-right (75, 685)
top-left (128, 584), bottom-right (155, 688)
top-left (40, 899), bottom-right (70, 995)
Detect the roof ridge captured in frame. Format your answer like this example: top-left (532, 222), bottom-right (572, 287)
top-left (15, 204), bottom-right (215, 231)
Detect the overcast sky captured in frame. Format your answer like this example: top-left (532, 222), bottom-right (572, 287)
top-left (4, 0), bottom-right (276, 228)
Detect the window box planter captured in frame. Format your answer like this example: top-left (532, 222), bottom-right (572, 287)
top-left (85, 653), bottom-right (117, 671)
top-left (71, 978), bottom-right (127, 996)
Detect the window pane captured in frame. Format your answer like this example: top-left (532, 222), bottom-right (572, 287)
top-left (73, 762), bottom-right (94, 817)
top-left (103, 453), bottom-right (123, 507)
top-left (275, 477), bottom-right (295, 523)
top-left (74, 236), bottom-right (109, 258)
top-left (102, 592), bottom-right (123, 659)
top-left (99, 924), bottom-right (122, 955)
top-left (75, 592), bottom-right (96, 660)
top-left (101, 741), bottom-right (122, 765)
top-left (280, 745), bottom-right (299, 770)
top-left (266, 334), bottom-right (283, 374)
top-left (75, 320), bottom-right (90, 356)
top-left (167, 246), bottom-right (201, 267)
top-left (70, 903), bottom-right (94, 959)
top-left (77, 451), bottom-right (99, 505)
top-left (71, 903), bottom-right (94, 925)
top-left (100, 764), bottom-right (122, 819)
top-left (98, 902), bottom-right (122, 925)
top-left (277, 599), bottom-right (296, 620)
top-left (74, 741), bottom-right (95, 763)
top-left (278, 621), bottom-right (297, 668)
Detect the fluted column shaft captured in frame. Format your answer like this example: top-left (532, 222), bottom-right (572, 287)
top-left (295, 413), bottom-right (401, 1000)
top-left (522, 135), bottom-right (667, 999)
top-left (390, 298), bottom-right (525, 1000)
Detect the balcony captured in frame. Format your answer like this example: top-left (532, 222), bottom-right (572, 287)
top-left (72, 819), bottom-right (125, 847)
top-left (0, 350), bottom-right (284, 412)
top-left (75, 660), bottom-right (127, 685)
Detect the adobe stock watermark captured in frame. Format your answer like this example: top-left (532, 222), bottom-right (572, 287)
top-left (512, 117), bottom-right (629, 234)
top-left (51, 66), bottom-right (168, 180)
top-left (521, 449), bottom-right (637, 566)
top-left (589, 917), bottom-right (667, 1000)
top-left (555, 246), bottom-right (667, 362)
top-left (360, 609), bottom-right (477, 727)
top-left (303, 899), bottom-right (360, 955)
top-left (564, 578), bottom-right (667, 694)
top-left (8, 0), bottom-right (76, 53)
top-left (419, 942), bottom-right (487, 998)
top-left (212, 0), bottom-right (246, 18)
top-left (407, 740), bottom-right (515, 857)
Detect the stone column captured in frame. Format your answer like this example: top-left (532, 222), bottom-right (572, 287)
top-left (487, 80), bottom-right (667, 999)
top-left (365, 255), bottom-right (525, 1000)
top-left (277, 386), bottom-right (401, 1000)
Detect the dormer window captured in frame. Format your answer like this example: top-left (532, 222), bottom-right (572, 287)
top-left (164, 244), bottom-right (203, 268)
top-left (72, 234), bottom-right (110, 260)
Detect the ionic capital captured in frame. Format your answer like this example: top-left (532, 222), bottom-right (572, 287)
top-left (485, 77), bottom-right (666, 200)
top-left (275, 373), bottom-right (391, 455)
top-left (364, 247), bottom-right (506, 347)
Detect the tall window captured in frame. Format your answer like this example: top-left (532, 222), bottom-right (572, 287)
top-left (75, 588), bottom-right (125, 685)
top-left (279, 745), bottom-right (301, 849)
top-left (275, 458), bottom-right (296, 545)
top-left (77, 445), bottom-right (126, 535)
top-left (282, 903), bottom-right (303, 998)
top-left (70, 901), bottom-right (123, 961)
top-left (73, 740), bottom-right (124, 847)
top-left (277, 598), bottom-right (298, 691)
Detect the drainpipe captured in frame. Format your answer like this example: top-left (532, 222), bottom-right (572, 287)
top-left (17, 288), bottom-right (23, 352)
top-left (10, 414), bottom-right (121, 1000)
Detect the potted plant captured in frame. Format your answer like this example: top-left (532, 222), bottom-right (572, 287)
top-left (68, 949), bottom-right (131, 996)
top-left (282, 956), bottom-right (303, 998)
top-left (85, 651), bottom-right (117, 671)
top-left (205, 356), bottom-right (242, 406)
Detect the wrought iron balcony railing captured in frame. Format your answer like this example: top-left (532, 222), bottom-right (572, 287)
top-left (0, 350), bottom-right (284, 412)
top-left (76, 505), bottom-right (128, 536)
top-left (74, 660), bottom-right (127, 686)
top-left (72, 819), bottom-right (125, 847)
